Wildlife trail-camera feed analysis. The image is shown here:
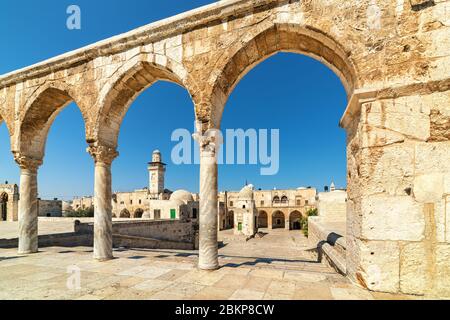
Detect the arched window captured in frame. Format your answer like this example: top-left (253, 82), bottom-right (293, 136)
top-left (273, 196), bottom-right (280, 204)
top-left (281, 196), bottom-right (288, 204)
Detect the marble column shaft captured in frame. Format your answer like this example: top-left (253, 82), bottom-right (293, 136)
top-left (193, 128), bottom-right (221, 271)
top-left (15, 156), bottom-right (42, 254)
top-left (88, 146), bottom-right (118, 261)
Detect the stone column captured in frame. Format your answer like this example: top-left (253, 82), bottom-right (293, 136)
top-left (88, 146), bottom-right (118, 261)
top-left (193, 128), bottom-right (221, 270)
top-left (268, 213), bottom-right (273, 230)
top-left (15, 155), bottom-right (42, 254)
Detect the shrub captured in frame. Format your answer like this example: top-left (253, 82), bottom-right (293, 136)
top-left (301, 208), bottom-right (318, 237)
top-left (64, 207), bottom-right (94, 218)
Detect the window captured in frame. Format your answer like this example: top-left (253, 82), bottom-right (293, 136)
top-left (281, 196), bottom-right (288, 204)
top-left (273, 196), bottom-right (280, 203)
top-left (120, 201), bottom-right (124, 205)
top-left (305, 200), bottom-right (309, 205)
top-left (139, 199), bottom-right (142, 205)
top-left (230, 201), bottom-right (234, 207)
top-left (243, 205), bottom-right (246, 209)
top-left (296, 200), bottom-right (301, 206)
top-left (130, 200), bottom-right (133, 205)
top-left (154, 209), bottom-right (161, 220)
top-left (192, 208), bottom-right (198, 219)
top-left (260, 201), bottom-right (264, 206)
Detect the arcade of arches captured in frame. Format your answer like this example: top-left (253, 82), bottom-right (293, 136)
top-left (0, 0), bottom-right (449, 297)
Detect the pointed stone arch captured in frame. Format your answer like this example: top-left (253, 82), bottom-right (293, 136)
top-left (207, 22), bottom-right (359, 128)
top-left (17, 82), bottom-right (90, 160)
top-left (289, 210), bottom-right (302, 230)
top-left (94, 53), bottom-right (201, 149)
top-left (134, 208), bottom-right (144, 219)
top-left (258, 210), bottom-right (268, 228)
top-left (272, 210), bottom-right (286, 229)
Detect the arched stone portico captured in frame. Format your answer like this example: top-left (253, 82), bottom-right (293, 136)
top-left (0, 0), bottom-right (448, 297)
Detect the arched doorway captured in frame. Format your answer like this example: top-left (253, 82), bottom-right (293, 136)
top-left (0, 193), bottom-right (8, 221)
top-left (258, 210), bottom-right (268, 228)
top-left (228, 210), bottom-right (234, 229)
top-left (290, 211), bottom-right (302, 230)
top-left (119, 209), bottom-right (131, 218)
top-left (134, 208), bottom-right (144, 218)
top-left (272, 211), bottom-right (285, 229)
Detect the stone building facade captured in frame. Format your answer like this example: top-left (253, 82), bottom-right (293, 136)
top-left (37, 199), bottom-right (63, 217)
top-left (1, 0), bottom-right (448, 297)
top-left (232, 185), bottom-right (258, 237)
top-left (221, 186), bottom-right (317, 231)
top-left (0, 183), bottom-right (63, 220)
top-left (316, 187), bottom-right (348, 222)
top-left (72, 151), bottom-right (199, 221)
top-left (0, 183), bottom-right (19, 222)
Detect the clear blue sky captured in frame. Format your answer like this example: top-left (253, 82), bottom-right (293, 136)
top-left (0, 1), bottom-right (347, 200)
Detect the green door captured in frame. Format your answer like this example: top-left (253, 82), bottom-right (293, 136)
top-left (238, 223), bottom-right (242, 231)
top-left (170, 209), bottom-right (176, 220)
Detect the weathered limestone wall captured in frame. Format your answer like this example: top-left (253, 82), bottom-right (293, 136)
top-left (317, 190), bottom-right (347, 223)
top-left (345, 90), bottom-right (450, 297)
top-left (38, 199), bottom-right (62, 217)
top-left (75, 220), bottom-right (197, 244)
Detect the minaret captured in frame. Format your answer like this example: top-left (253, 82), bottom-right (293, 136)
top-left (330, 181), bottom-right (336, 192)
top-left (148, 150), bottom-right (166, 196)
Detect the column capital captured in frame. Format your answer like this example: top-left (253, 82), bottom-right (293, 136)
top-left (192, 128), bottom-right (223, 156)
top-left (13, 153), bottom-right (42, 171)
top-left (87, 145), bottom-right (118, 165)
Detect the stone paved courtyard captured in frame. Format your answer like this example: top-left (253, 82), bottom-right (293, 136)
top-left (0, 221), bottom-right (416, 300)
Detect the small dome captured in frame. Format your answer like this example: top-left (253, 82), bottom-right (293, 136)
top-left (238, 184), bottom-right (254, 200)
top-left (152, 150), bottom-right (162, 162)
top-left (170, 190), bottom-right (194, 204)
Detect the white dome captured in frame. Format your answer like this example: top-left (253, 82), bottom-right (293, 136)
top-left (170, 190), bottom-right (194, 203)
top-left (238, 185), bottom-right (254, 200)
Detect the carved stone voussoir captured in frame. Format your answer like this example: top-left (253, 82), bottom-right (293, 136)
top-left (87, 146), bottom-right (119, 165)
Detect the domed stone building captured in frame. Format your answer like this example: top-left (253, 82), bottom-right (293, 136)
top-left (233, 184), bottom-right (258, 237)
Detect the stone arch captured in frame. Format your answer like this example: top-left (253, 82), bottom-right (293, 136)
top-left (134, 208), bottom-right (144, 219)
top-left (119, 208), bottom-right (131, 218)
top-left (17, 82), bottom-right (89, 159)
top-left (258, 210), bottom-right (268, 228)
top-left (208, 23), bottom-right (358, 127)
top-left (95, 53), bottom-right (200, 149)
top-left (0, 193), bottom-right (8, 221)
top-left (272, 210), bottom-right (286, 229)
top-left (289, 210), bottom-right (302, 230)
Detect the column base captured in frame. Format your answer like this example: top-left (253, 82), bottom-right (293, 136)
top-left (198, 263), bottom-right (220, 271)
top-left (18, 250), bottom-right (38, 255)
top-left (94, 256), bottom-right (114, 262)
